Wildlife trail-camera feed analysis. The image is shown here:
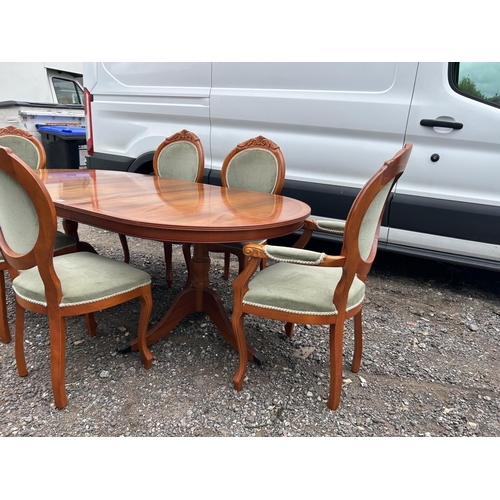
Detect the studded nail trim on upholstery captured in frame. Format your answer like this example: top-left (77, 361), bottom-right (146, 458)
top-left (13, 252), bottom-right (151, 308)
top-left (243, 262), bottom-right (365, 315)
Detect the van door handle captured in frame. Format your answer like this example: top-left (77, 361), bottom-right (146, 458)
top-left (420, 119), bottom-right (463, 130)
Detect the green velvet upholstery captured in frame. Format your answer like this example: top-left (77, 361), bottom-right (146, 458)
top-left (54, 231), bottom-right (77, 252)
top-left (243, 261), bottom-right (365, 315)
top-left (358, 182), bottom-right (392, 260)
top-left (225, 149), bottom-right (279, 192)
top-left (0, 170), bottom-right (74, 255)
top-left (157, 142), bottom-right (200, 180)
top-left (13, 251), bottom-right (151, 308)
top-left (0, 136), bottom-right (40, 170)
top-left (316, 220), bottom-right (345, 235)
top-left (263, 245), bottom-right (326, 265)
top-left (0, 223), bottom-right (76, 265)
top-left (0, 170), bottom-right (39, 254)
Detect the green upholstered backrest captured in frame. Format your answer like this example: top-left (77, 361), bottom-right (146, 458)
top-left (0, 169), bottom-right (39, 254)
top-left (0, 136), bottom-right (41, 170)
top-left (156, 141), bottom-right (201, 181)
top-left (358, 181), bottom-right (393, 261)
top-left (224, 148), bottom-right (280, 193)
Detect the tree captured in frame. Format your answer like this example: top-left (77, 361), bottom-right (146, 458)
top-left (458, 76), bottom-right (485, 99)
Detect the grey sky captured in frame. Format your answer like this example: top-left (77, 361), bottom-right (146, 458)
top-left (459, 62), bottom-right (500, 97)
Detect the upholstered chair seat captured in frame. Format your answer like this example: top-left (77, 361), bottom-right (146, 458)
top-left (12, 252), bottom-right (151, 308)
top-left (242, 247), bottom-right (365, 315)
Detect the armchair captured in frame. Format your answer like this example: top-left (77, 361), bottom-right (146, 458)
top-left (230, 144), bottom-right (413, 410)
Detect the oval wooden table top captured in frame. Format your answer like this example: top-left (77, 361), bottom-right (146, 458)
top-left (34, 169), bottom-right (311, 244)
top-left (34, 168), bottom-right (311, 363)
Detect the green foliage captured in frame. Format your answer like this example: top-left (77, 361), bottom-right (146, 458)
top-left (458, 76), bottom-right (485, 99)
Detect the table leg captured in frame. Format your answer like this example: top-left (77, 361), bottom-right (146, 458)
top-left (121, 243), bottom-right (255, 361)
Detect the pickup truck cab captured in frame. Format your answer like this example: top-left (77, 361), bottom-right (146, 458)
top-left (83, 62), bottom-right (500, 271)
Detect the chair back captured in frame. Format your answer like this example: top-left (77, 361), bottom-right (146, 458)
top-left (341, 143), bottom-right (413, 282)
top-left (153, 129), bottom-right (204, 181)
top-left (0, 126), bottom-right (46, 170)
top-left (221, 136), bottom-right (285, 194)
top-left (0, 146), bottom-right (60, 298)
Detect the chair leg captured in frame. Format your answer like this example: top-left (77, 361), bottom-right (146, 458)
top-left (85, 313), bottom-right (97, 337)
top-left (285, 322), bottom-right (295, 337)
top-left (327, 321), bottom-right (345, 411)
top-left (163, 242), bottom-right (174, 287)
top-left (223, 253), bottom-right (231, 280)
top-left (119, 234), bottom-right (130, 264)
top-left (0, 270), bottom-right (11, 344)
top-left (137, 288), bottom-right (154, 369)
top-left (14, 302), bottom-right (28, 376)
top-left (48, 313), bottom-right (68, 409)
top-left (231, 312), bottom-right (248, 392)
top-left (351, 309), bottom-right (363, 373)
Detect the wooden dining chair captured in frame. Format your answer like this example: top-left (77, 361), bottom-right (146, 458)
top-left (0, 126), bottom-right (78, 345)
top-left (118, 129), bottom-right (204, 287)
top-left (0, 146), bottom-right (154, 409)
top-left (208, 135), bottom-right (286, 280)
top-left (230, 143), bottom-right (413, 411)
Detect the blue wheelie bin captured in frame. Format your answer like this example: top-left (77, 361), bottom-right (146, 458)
top-left (36, 125), bottom-right (87, 169)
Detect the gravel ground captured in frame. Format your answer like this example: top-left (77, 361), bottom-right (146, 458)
top-left (1, 222), bottom-right (499, 438)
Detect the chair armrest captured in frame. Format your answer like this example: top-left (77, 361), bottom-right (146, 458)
top-left (315, 219), bottom-right (345, 235)
top-left (243, 243), bottom-right (345, 267)
top-left (292, 219), bottom-right (345, 249)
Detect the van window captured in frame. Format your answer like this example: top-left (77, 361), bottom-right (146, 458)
top-left (450, 62), bottom-right (500, 107)
top-left (53, 77), bottom-right (84, 105)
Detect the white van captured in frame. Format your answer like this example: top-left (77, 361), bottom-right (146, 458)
top-left (82, 62), bottom-right (500, 271)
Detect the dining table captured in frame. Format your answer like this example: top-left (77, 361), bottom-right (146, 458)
top-left (34, 168), bottom-right (311, 363)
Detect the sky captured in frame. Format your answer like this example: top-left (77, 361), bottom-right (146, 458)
top-left (459, 63), bottom-right (500, 97)
top-left (1, 2), bottom-right (495, 63)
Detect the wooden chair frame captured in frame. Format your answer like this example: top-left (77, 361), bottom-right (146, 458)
top-left (230, 144), bottom-right (413, 411)
top-left (0, 146), bottom-right (153, 409)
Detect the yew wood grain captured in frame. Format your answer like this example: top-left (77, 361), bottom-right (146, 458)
top-left (34, 170), bottom-right (310, 244)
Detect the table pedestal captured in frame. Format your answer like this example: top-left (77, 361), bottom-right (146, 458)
top-left (121, 243), bottom-right (256, 361)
